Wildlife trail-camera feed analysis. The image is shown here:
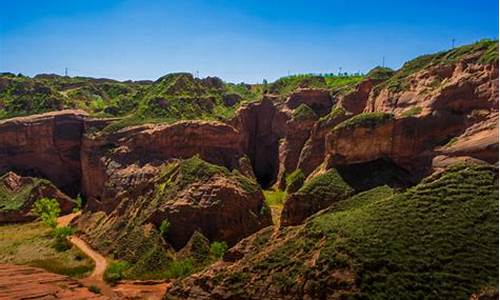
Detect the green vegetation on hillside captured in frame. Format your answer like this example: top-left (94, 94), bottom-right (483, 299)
top-left (292, 104), bottom-right (317, 121)
top-left (269, 73), bottom-right (365, 95)
top-left (401, 106), bottom-right (423, 117)
top-left (285, 169), bottom-right (305, 193)
top-left (333, 112), bottom-right (394, 131)
top-left (0, 175), bottom-right (75, 220)
top-left (381, 39), bottom-right (498, 92)
top-left (0, 73), bottom-right (148, 119)
top-left (366, 66), bottom-right (395, 81)
top-left (102, 73), bottom-right (262, 132)
top-left (182, 164), bottom-right (498, 299)
top-left (0, 221), bottom-right (94, 277)
top-left (295, 168), bottom-right (354, 202)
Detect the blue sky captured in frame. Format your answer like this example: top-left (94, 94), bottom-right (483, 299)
top-left (0, 0), bottom-right (498, 83)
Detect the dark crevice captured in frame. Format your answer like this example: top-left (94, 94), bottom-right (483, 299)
top-left (336, 158), bottom-right (417, 192)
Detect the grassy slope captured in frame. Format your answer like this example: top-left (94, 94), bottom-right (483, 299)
top-left (380, 39), bottom-right (498, 92)
top-left (269, 73), bottom-right (365, 95)
top-left (175, 164), bottom-right (498, 299)
top-left (0, 221), bottom-right (94, 277)
top-left (0, 73), bottom-right (147, 119)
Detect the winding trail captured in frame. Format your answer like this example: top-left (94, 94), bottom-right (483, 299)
top-left (57, 212), bottom-right (115, 297)
top-left (57, 213), bottom-right (170, 299)
top-left (57, 212), bottom-right (107, 280)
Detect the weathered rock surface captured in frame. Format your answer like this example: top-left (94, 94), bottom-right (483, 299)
top-left (0, 110), bottom-right (88, 196)
top-left (230, 97), bottom-right (287, 188)
top-left (81, 120), bottom-right (244, 211)
top-left (365, 63), bottom-right (498, 117)
top-left (0, 171), bottom-right (75, 223)
top-left (75, 156), bottom-right (271, 276)
top-left (285, 88), bottom-right (333, 116)
top-left (337, 78), bottom-right (376, 114)
top-left (0, 264), bottom-right (108, 299)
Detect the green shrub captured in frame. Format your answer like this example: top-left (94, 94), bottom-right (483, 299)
top-left (51, 226), bottom-right (74, 252)
top-left (285, 169), bottom-right (305, 193)
top-left (88, 285), bottom-right (101, 294)
top-left (51, 226), bottom-right (74, 240)
top-left (263, 190), bottom-right (286, 206)
top-left (210, 241), bottom-right (228, 259)
top-left (292, 104), bottom-right (317, 121)
top-left (104, 260), bottom-right (130, 283)
top-left (159, 218), bottom-right (170, 236)
top-left (166, 258), bottom-right (193, 278)
top-left (31, 198), bottom-right (61, 228)
top-left (401, 106), bottom-right (422, 117)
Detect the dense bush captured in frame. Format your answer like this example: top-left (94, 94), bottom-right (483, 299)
top-left (210, 241), bottom-right (228, 259)
top-left (104, 260), bottom-right (130, 283)
top-left (166, 258), bottom-right (193, 278)
top-left (31, 198), bottom-right (61, 228)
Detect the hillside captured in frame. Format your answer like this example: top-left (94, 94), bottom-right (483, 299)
top-left (0, 39), bottom-right (497, 299)
top-left (168, 164), bottom-right (498, 299)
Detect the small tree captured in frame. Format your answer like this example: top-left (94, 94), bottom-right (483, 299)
top-left (31, 198), bottom-right (61, 228)
top-left (210, 241), bottom-right (228, 259)
top-left (51, 226), bottom-right (74, 252)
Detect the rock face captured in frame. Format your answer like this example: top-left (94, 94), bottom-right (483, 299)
top-left (230, 97), bottom-right (287, 188)
top-left (0, 171), bottom-right (75, 223)
top-left (285, 88), bottom-right (333, 116)
top-left (0, 110), bottom-right (88, 196)
top-left (75, 156), bottom-right (271, 276)
top-left (338, 79), bottom-right (376, 114)
top-left (81, 120), bottom-right (244, 211)
top-left (326, 62), bottom-right (498, 174)
top-left (365, 63), bottom-right (498, 117)
top-left (147, 167), bottom-right (272, 249)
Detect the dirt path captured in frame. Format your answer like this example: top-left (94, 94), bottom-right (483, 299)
top-left (57, 213), bottom-right (170, 299)
top-left (57, 213), bottom-right (115, 297)
top-left (57, 213), bottom-right (107, 280)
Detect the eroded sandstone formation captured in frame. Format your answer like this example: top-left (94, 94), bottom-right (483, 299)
top-left (0, 110), bottom-right (87, 196)
top-left (0, 171), bottom-right (75, 223)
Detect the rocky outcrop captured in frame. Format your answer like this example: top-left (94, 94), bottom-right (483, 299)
top-left (230, 97), bottom-right (287, 188)
top-left (148, 170), bottom-right (272, 250)
top-left (81, 120), bottom-right (244, 211)
top-left (337, 78), bottom-right (376, 114)
top-left (435, 113), bottom-right (499, 164)
top-left (0, 110), bottom-right (87, 196)
top-left (75, 156), bottom-right (271, 263)
top-left (285, 88), bottom-right (333, 116)
top-left (0, 171), bottom-right (75, 223)
top-left (275, 114), bottom-right (316, 189)
top-left (365, 63), bottom-right (498, 117)
top-left (326, 62), bottom-right (498, 174)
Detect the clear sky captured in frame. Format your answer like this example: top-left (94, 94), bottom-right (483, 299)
top-left (0, 0), bottom-right (498, 83)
